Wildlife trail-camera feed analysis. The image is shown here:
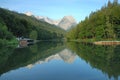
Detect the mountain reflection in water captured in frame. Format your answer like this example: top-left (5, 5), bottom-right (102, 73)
top-left (0, 42), bottom-right (120, 80)
top-left (26, 49), bottom-right (77, 69)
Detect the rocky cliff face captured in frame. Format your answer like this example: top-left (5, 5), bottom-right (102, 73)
top-left (58, 16), bottom-right (77, 30)
top-left (26, 49), bottom-right (77, 69)
top-left (35, 16), bottom-right (61, 25)
top-left (25, 12), bottom-right (77, 30)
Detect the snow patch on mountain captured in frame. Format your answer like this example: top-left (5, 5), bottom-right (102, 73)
top-left (24, 12), bottom-right (77, 30)
top-left (58, 16), bottom-right (77, 30)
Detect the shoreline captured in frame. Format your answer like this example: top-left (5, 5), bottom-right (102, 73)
top-left (94, 41), bottom-right (120, 45)
top-left (67, 39), bottom-right (120, 45)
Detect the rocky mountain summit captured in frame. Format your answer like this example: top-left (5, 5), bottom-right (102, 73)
top-left (25, 12), bottom-right (77, 30)
top-left (58, 16), bottom-right (77, 30)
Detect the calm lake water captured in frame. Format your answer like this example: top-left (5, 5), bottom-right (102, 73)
top-left (0, 42), bottom-right (120, 80)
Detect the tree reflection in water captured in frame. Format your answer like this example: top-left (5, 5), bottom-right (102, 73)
top-left (0, 41), bottom-right (65, 76)
top-left (67, 42), bottom-right (120, 80)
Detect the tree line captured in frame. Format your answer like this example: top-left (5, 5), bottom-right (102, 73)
top-left (67, 42), bottom-right (120, 80)
top-left (0, 8), bottom-right (65, 44)
top-left (66, 0), bottom-right (120, 41)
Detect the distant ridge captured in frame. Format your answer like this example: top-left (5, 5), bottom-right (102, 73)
top-left (58, 16), bottom-right (77, 30)
top-left (25, 12), bottom-right (77, 30)
top-left (0, 8), bottom-right (65, 40)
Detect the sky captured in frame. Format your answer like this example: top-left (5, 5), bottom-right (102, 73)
top-left (0, 0), bottom-right (120, 22)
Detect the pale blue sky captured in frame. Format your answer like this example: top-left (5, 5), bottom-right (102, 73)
top-left (0, 0), bottom-right (119, 22)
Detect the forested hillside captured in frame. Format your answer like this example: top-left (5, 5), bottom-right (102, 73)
top-left (66, 0), bottom-right (120, 41)
top-left (0, 8), bottom-right (65, 42)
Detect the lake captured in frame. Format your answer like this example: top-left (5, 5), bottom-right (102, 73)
top-left (0, 41), bottom-right (120, 80)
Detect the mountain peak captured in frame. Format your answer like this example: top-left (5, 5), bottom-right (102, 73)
top-left (64, 15), bottom-right (73, 18)
top-left (63, 16), bottom-right (76, 23)
top-left (58, 16), bottom-right (77, 30)
top-left (24, 11), bottom-right (33, 16)
top-left (24, 12), bottom-right (77, 30)
top-left (24, 12), bottom-right (60, 25)
top-left (36, 16), bottom-right (61, 25)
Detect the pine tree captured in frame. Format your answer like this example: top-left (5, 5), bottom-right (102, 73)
top-left (108, 0), bottom-right (112, 7)
top-left (114, 0), bottom-right (118, 3)
top-left (113, 0), bottom-right (118, 5)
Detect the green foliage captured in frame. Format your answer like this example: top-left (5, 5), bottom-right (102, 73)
top-left (0, 39), bottom-right (7, 46)
top-left (0, 21), bottom-right (14, 40)
top-left (67, 1), bottom-right (120, 41)
top-left (29, 30), bottom-right (38, 40)
top-left (67, 42), bottom-right (120, 79)
top-left (0, 42), bottom-right (65, 75)
top-left (0, 8), bottom-right (65, 40)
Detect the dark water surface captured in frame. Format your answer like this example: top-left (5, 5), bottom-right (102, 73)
top-left (0, 42), bottom-right (120, 80)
